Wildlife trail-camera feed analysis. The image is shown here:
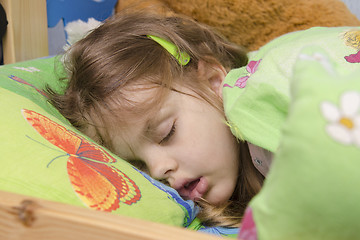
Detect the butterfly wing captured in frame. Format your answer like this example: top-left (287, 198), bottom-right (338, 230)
top-left (23, 108), bottom-right (118, 163)
top-left (108, 166), bottom-right (141, 205)
top-left (68, 156), bottom-right (141, 211)
top-left (22, 109), bottom-right (81, 155)
top-left (72, 131), bottom-right (141, 207)
top-left (76, 138), bottom-right (116, 164)
top-left (67, 156), bottom-right (120, 211)
top-left (22, 109), bottom-right (141, 212)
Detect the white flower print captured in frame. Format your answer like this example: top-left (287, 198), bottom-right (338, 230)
top-left (320, 91), bottom-right (360, 147)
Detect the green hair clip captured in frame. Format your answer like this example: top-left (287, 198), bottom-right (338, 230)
top-left (147, 35), bottom-right (190, 66)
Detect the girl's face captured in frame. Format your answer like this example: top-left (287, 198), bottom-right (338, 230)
top-left (111, 86), bottom-right (240, 205)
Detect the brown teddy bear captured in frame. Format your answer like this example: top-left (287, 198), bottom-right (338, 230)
top-left (115, 0), bottom-right (360, 51)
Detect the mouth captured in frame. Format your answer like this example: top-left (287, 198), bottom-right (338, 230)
top-left (175, 177), bottom-right (208, 201)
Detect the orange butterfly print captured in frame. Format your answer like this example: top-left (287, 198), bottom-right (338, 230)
top-left (22, 109), bottom-right (141, 212)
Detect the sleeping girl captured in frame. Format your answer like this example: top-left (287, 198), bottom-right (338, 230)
top-left (49, 10), bottom-right (360, 227)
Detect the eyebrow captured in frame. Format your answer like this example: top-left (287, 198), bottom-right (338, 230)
top-left (142, 102), bottom-right (165, 139)
top-left (142, 106), bottom-right (173, 141)
top-left (143, 116), bottom-right (161, 140)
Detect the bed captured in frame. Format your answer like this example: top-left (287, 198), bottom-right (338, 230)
top-left (0, 190), bottom-right (221, 240)
top-left (0, 1), bottom-right (239, 239)
top-left (1, 1), bottom-right (360, 240)
top-left (0, 54), bottom-right (240, 239)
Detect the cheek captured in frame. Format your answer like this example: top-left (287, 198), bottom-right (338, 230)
top-left (180, 121), bottom-right (218, 155)
top-left (181, 122), bottom-right (237, 168)
top-left (207, 177), bottom-right (238, 205)
top-left (170, 129), bottom-right (213, 171)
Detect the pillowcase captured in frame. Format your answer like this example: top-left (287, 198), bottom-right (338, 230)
top-left (238, 46), bottom-right (360, 239)
top-left (0, 57), bottom-right (191, 226)
top-left (0, 56), bottom-right (240, 238)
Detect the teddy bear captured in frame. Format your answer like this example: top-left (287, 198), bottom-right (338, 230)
top-left (115, 0), bottom-right (360, 51)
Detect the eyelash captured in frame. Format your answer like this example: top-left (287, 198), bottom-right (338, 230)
top-left (159, 122), bottom-right (176, 144)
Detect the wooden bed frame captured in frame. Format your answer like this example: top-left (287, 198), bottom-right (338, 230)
top-left (0, 190), bottom-right (224, 240)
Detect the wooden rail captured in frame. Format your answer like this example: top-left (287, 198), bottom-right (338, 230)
top-left (0, 190), bottom-right (224, 240)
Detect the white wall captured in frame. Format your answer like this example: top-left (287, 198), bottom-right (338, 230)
top-left (341, 0), bottom-right (360, 20)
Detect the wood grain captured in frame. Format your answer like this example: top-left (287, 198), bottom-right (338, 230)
top-left (0, 190), bottom-right (225, 240)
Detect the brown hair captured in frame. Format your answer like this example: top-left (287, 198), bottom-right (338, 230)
top-left (49, 10), bottom-right (263, 227)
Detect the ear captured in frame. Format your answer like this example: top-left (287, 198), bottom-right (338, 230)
top-left (197, 60), bottom-right (227, 99)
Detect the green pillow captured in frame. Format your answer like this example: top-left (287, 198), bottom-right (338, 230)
top-left (238, 46), bottom-right (360, 239)
top-left (0, 57), bottom-right (190, 227)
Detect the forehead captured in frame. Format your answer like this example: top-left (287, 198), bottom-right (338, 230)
top-left (110, 83), bottom-right (167, 119)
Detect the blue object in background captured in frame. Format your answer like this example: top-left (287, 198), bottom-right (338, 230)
top-left (47, 0), bottom-right (118, 27)
top-left (46, 0), bottom-right (118, 55)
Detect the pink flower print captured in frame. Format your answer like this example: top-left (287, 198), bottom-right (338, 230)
top-left (224, 59), bottom-right (261, 89)
top-left (345, 50), bottom-right (360, 63)
top-left (234, 75), bottom-right (249, 88)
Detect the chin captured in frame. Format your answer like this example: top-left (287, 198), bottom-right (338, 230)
top-left (205, 195), bottom-right (230, 206)
top-left (205, 189), bottom-right (234, 206)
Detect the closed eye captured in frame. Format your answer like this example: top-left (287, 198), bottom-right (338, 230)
top-left (159, 122), bottom-right (176, 144)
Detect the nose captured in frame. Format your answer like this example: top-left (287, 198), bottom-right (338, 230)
top-left (144, 150), bottom-right (178, 180)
